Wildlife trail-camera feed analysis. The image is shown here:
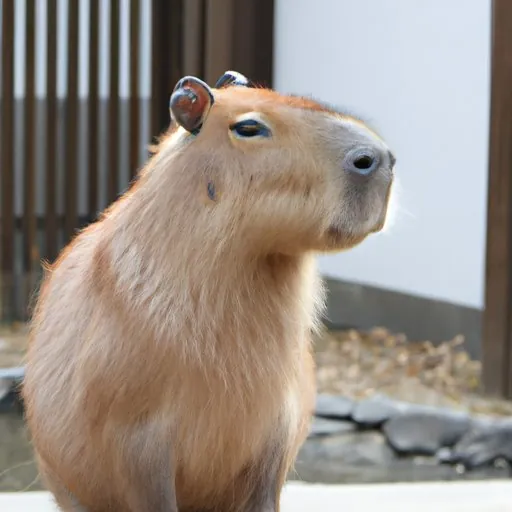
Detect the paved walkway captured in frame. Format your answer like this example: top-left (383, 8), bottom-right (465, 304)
top-left (0, 480), bottom-right (511, 511)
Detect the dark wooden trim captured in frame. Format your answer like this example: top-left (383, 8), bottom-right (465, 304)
top-left (482, 0), bottom-right (512, 398)
top-left (64, 0), bottom-right (80, 242)
top-left (232, 0), bottom-right (274, 88)
top-left (24, 0), bottom-right (37, 313)
top-left (151, 0), bottom-right (183, 138)
top-left (88, 0), bottom-right (99, 217)
top-left (204, 0), bottom-right (235, 85)
top-left (108, 0), bottom-right (120, 204)
top-left (203, 0), bottom-right (274, 87)
top-left (45, 0), bottom-right (58, 263)
top-left (1, 0), bottom-right (15, 319)
top-left (129, 0), bottom-right (140, 178)
top-left (182, 0), bottom-right (204, 77)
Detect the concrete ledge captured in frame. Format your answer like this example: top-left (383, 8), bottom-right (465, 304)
top-left (324, 278), bottom-right (482, 359)
top-left (1, 481), bottom-right (512, 512)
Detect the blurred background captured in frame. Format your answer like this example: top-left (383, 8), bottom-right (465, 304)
top-left (1, 0), bottom-right (512, 495)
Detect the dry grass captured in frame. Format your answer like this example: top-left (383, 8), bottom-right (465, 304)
top-left (314, 326), bottom-right (512, 417)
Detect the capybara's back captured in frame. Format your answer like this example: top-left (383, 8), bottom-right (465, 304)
top-left (22, 71), bottom-right (396, 511)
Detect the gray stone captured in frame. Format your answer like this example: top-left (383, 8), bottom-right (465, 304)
top-left (437, 447), bottom-right (456, 463)
top-left (308, 417), bottom-right (355, 438)
top-left (290, 431), bottom-right (509, 484)
top-left (448, 420), bottom-right (512, 469)
top-left (295, 431), bottom-right (397, 481)
top-left (0, 379), bottom-right (11, 401)
top-left (0, 366), bottom-right (25, 380)
top-left (315, 393), bottom-right (354, 419)
top-left (290, 431), bottom-right (512, 484)
top-left (352, 394), bottom-right (404, 426)
top-left (383, 411), bottom-right (470, 455)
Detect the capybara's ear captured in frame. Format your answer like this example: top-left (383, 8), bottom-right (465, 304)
top-left (215, 70), bottom-right (253, 89)
top-left (169, 76), bottom-right (214, 134)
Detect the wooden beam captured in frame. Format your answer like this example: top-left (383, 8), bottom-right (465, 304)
top-left (482, 0), bottom-right (512, 398)
top-left (1, 0), bottom-right (15, 319)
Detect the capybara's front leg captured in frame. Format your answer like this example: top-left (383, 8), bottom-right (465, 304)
top-left (42, 419), bottom-right (180, 512)
top-left (224, 441), bottom-right (296, 512)
top-left (111, 420), bottom-right (179, 512)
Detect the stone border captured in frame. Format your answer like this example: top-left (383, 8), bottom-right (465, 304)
top-left (0, 367), bottom-right (24, 414)
top-left (296, 392), bottom-right (512, 483)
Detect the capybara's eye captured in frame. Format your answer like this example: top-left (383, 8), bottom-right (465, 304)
top-left (230, 119), bottom-right (271, 139)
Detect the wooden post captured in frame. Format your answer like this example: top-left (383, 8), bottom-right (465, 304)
top-left (1, 0), bottom-right (15, 320)
top-left (482, 0), bottom-right (512, 398)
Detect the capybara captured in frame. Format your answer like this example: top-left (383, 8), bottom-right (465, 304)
top-left (22, 71), bottom-right (396, 511)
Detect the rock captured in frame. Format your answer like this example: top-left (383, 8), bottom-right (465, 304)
top-left (383, 411), bottom-right (470, 455)
top-left (293, 430), bottom-right (397, 483)
top-left (437, 447), bottom-right (456, 464)
top-left (314, 393), bottom-right (354, 419)
top-left (448, 419), bottom-right (512, 469)
top-left (352, 394), bottom-right (404, 426)
top-left (325, 431), bottom-right (396, 467)
top-left (308, 417), bottom-right (355, 438)
top-left (0, 366), bottom-right (25, 380)
top-left (291, 430), bottom-right (512, 484)
top-left (0, 372), bottom-right (24, 414)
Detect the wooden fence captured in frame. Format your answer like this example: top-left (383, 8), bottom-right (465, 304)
top-left (0, 0), bottom-right (274, 322)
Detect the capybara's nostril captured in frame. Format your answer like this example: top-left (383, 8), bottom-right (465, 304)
top-left (344, 147), bottom-right (380, 177)
top-left (388, 150), bottom-right (397, 169)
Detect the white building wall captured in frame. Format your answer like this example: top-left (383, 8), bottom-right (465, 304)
top-left (274, 0), bottom-right (492, 310)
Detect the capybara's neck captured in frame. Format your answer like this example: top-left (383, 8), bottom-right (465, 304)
top-left (91, 143), bottom-right (325, 378)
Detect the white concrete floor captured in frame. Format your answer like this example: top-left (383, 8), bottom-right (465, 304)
top-left (1, 481), bottom-right (511, 511)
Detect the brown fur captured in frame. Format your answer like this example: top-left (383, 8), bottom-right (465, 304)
top-left (22, 84), bottom-right (394, 511)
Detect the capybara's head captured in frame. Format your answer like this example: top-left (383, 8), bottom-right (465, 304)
top-left (148, 71), bottom-right (395, 255)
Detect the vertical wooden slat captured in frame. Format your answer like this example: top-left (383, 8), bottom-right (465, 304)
top-left (129, 0), bottom-right (140, 179)
top-left (202, 0), bottom-right (274, 88)
top-left (46, 0), bottom-right (58, 262)
top-left (483, 0), bottom-right (512, 398)
top-left (151, 0), bottom-right (183, 138)
top-left (108, 0), bottom-right (120, 204)
top-left (183, 0), bottom-right (205, 77)
top-left (232, 0), bottom-right (274, 87)
top-left (24, 0), bottom-right (37, 311)
top-left (1, 0), bottom-right (15, 319)
top-left (204, 0), bottom-right (234, 85)
top-left (64, 0), bottom-right (79, 242)
top-left (88, 0), bottom-right (99, 219)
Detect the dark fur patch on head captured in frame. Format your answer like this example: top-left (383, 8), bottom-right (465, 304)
top-left (207, 181), bottom-right (216, 201)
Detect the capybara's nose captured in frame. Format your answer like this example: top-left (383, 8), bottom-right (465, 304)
top-left (343, 147), bottom-right (381, 177)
